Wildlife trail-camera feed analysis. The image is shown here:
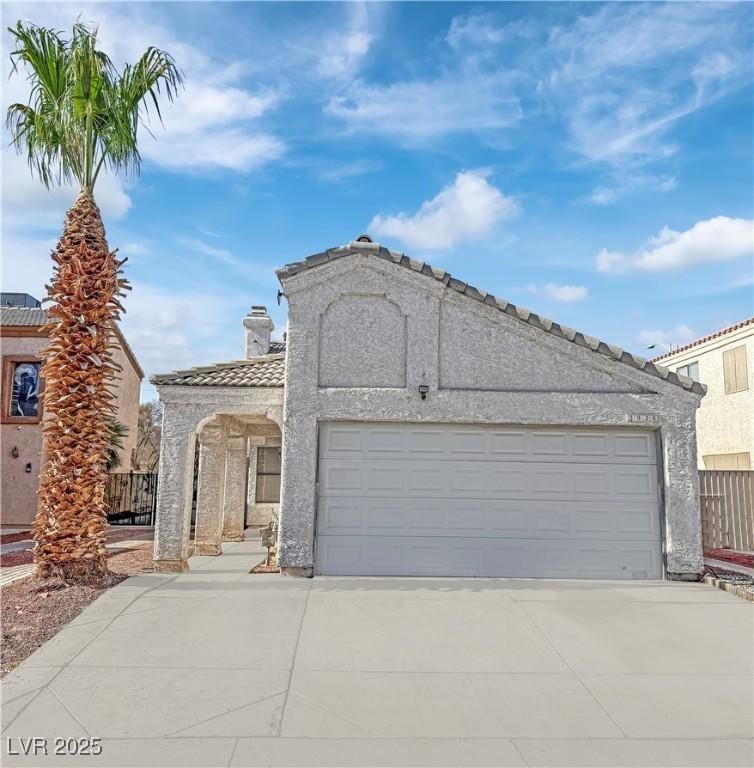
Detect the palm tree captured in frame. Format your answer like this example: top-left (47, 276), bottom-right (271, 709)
top-left (106, 420), bottom-right (129, 472)
top-left (6, 21), bottom-right (181, 583)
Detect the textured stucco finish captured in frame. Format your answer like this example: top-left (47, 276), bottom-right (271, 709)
top-left (194, 422), bottom-right (228, 555)
top-left (655, 324), bottom-right (753, 468)
top-left (439, 299), bottom-right (649, 393)
top-left (1, 328), bottom-right (141, 526)
top-left (1, 335), bottom-right (46, 526)
top-left (110, 340), bottom-right (141, 471)
top-left (277, 252), bottom-right (704, 578)
top-left (319, 295), bottom-right (407, 387)
top-left (222, 433), bottom-right (248, 541)
top-left (153, 385), bottom-right (283, 570)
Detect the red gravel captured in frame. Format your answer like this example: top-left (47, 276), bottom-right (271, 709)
top-left (0, 527), bottom-right (153, 568)
top-left (705, 548), bottom-right (754, 568)
top-left (1, 543), bottom-right (155, 677)
top-left (0, 550), bottom-right (33, 568)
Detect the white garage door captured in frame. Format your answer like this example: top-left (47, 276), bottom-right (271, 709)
top-left (315, 423), bottom-right (663, 579)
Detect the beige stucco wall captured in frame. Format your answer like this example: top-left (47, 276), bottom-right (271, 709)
top-left (110, 336), bottom-right (142, 472)
top-left (1, 327), bottom-right (142, 526)
top-left (1, 335), bottom-right (46, 526)
top-left (656, 325), bottom-right (754, 468)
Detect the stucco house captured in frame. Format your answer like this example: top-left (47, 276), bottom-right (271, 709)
top-left (651, 318), bottom-right (753, 470)
top-left (152, 237), bottom-right (706, 580)
top-left (1, 295), bottom-right (143, 526)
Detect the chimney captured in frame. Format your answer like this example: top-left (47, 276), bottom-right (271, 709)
top-left (243, 306), bottom-right (273, 358)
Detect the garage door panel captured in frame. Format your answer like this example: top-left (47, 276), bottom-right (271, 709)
top-left (614, 433), bottom-right (654, 458)
top-left (316, 423), bottom-right (662, 579)
top-left (316, 535), bottom-right (662, 578)
top-left (571, 433), bottom-right (610, 456)
top-left (489, 469), bottom-right (528, 493)
top-left (530, 432), bottom-right (569, 455)
top-left (319, 424), bottom-right (656, 465)
top-left (318, 496), bottom-right (658, 539)
top-left (320, 459), bottom-right (658, 503)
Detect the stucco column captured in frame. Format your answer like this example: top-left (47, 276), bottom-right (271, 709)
top-left (277, 412), bottom-right (316, 576)
top-left (222, 433), bottom-right (248, 542)
top-left (662, 422), bottom-right (704, 578)
top-left (153, 405), bottom-right (195, 573)
top-left (194, 422), bottom-right (228, 556)
top-left (246, 445), bottom-right (258, 521)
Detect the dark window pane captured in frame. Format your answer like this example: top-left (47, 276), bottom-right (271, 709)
top-left (257, 446), bottom-right (281, 474)
top-left (9, 362), bottom-right (41, 418)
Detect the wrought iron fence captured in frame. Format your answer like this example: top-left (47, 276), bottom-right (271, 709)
top-left (699, 470), bottom-right (754, 552)
top-left (105, 472), bottom-right (158, 526)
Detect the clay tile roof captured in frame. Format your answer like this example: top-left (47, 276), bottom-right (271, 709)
top-left (277, 239), bottom-right (706, 396)
top-left (151, 354), bottom-right (285, 388)
top-left (651, 317), bottom-right (754, 362)
top-left (0, 305), bottom-right (144, 379)
top-left (0, 306), bottom-right (48, 326)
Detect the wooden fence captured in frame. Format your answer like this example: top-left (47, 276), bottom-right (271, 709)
top-left (699, 470), bottom-right (754, 552)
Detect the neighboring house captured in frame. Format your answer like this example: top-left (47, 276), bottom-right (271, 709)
top-left (651, 318), bottom-right (754, 470)
top-left (132, 401), bottom-right (162, 471)
top-left (152, 237), bottom-right (706, 581)
top-left (1, 294), bottom-right (143, 526)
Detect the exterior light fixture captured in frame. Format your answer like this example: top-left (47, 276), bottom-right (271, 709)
top-left (418, 385), bottom-right (429, 400)
top-left (25, 462), bottom-right (32, 473)
top-left (11, 446), bottom-right (19, 458)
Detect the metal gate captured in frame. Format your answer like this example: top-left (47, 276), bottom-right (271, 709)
top-left (105, 472), bottom-right (158, 525)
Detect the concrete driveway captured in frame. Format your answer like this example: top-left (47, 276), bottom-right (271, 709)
top-left (2, 539), bottom-right (752, 767)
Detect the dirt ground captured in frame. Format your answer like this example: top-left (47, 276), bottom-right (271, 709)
top-left (1, 543), bottom-right (154, 677)
top-left (0, 526), bottom-right (154, 568)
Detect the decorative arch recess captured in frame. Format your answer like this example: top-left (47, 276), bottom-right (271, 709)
top-left (318, 294), bottom-right (407, 387)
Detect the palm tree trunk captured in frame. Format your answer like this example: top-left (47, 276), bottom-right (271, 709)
top-left (33, 190), bottom-right (127, 584)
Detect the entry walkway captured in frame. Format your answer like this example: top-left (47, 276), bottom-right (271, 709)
top-left (1, 539), bottom-right (752, 767)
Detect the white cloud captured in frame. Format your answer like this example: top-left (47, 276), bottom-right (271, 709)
top-left (0, 231), bottom-right (56, 296)
top-left (524, 283), bottom-right (588, 303)
top-left (119, 283), bottom-right (241, 379)
top-left (546, 3), bottom-right (751, 168)
top-left (327, 75), bottom-right (522, 142)
top-left (315, 159), bottom-right (382, 183)
top-left (446, 14), bottom-right (534, 50)
top-left (3, 3), bottom-right (286, 176)
top-left (588, 175), bottom-right (677, 206)
top-left (142, 128), bottom-right (284, 173)
top-left (119, 242), bottom-right (149, 257)
top-left (637, 325), bottom-right (698, 348)
top-left (177, 236), bottom-right (276, 281)
top-left (369, 171), bottom-right (518, 250)
top-left (597, 216), bottom-right (753, 273)
top-left (317, 2), bottom-right (373, 79)
top-left (2, 152), bottom-right (132, 228)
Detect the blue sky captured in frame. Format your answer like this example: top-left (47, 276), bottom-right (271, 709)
top-left (2, 1), bottom-right (752, 400)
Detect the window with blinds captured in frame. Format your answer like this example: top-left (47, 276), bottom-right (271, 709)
top-left (723, 345), bottom-right (748, 394)
top-left (255, 446), bottom-right (281, 503)
top-left (677, 361), bottom-right (699, 381)
top-left (703, 452), bottom-right (751, 470)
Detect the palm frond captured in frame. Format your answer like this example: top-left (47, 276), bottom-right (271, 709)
top-left (106, 419), bottom-right (128, 471)
top-left (6, 19), bottom-right (183, 192)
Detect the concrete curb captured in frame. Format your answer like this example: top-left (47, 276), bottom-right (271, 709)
top-left (703, 575), bottom-right (754, 602)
